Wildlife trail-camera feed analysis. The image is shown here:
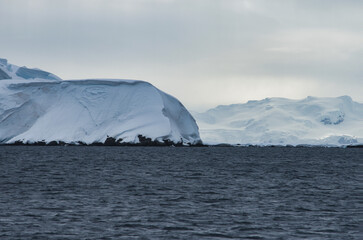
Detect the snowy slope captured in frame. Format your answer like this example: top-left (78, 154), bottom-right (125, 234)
top-left (0, 59), bottom-right (201, 145)
top-left (193, 96), bottom-right (363, 146)
top-left (0, 58), bottom-right (61, 81)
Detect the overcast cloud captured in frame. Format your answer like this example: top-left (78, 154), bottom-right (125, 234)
top-left (0, 0), bottom-right (362, 110)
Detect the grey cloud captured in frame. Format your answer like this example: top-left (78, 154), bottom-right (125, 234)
top-left (0, 0), bottom-right (362, 110)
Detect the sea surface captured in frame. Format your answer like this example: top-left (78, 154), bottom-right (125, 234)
top-left (0, 146), bottom-right (361, 239)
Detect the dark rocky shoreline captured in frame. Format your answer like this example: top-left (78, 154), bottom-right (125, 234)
top-left (1, 139), bottom-right (362, 148)
top-left (2, 135), bottom-right (205, 147)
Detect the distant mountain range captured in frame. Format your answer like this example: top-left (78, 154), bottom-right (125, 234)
top-left (193, 96), bottom-right (363, 146)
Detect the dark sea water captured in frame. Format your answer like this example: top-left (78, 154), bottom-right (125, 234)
top-left (0, 146), bottom-right (361, 240)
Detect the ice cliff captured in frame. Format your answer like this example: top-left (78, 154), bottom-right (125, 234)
top-left (0, 59), bottom-right (201, 145)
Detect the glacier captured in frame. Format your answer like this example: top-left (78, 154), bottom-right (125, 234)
top-left (193, 96), bottom-right (363, 146)
top-left (0, 59), bottom-right (201, 145)
top-left (1, 58), bottom-right (362, 147)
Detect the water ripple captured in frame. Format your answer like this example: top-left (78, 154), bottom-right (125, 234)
top-left (0, 146), bottom-right (361, 239)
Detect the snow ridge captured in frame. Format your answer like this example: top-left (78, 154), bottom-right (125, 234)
top-left (0, 58), bottom-right (61, 81)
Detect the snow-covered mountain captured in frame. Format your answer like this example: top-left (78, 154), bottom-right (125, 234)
top-left (193, 96), bottom-right (363, 146)
top-left (0, 59), bottom-right (201, 145)
top-left (0, 58), bottom-right (61, 81)
top-left (2, 58), bottom-right (361, 147)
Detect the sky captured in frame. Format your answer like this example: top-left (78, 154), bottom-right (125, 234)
top-left (0, 0), bottom-right (362, 111)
